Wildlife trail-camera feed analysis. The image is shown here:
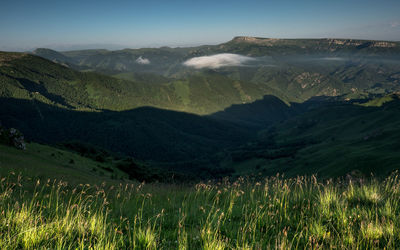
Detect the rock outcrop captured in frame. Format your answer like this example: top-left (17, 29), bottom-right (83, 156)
top-left (0, 122), bottom-right (26, 150)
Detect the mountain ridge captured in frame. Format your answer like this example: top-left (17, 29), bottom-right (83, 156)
top-left (230, 36), bottom-right (399, 47)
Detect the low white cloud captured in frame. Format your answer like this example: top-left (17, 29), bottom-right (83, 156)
top-left (321, 57), bottom-right (346, 61)
top-left (183, 53), bottom-right (255, 69)
top-left (390, 21), bottom-right (400, 28)
top-left (136, 56), bottom-right (150, 65)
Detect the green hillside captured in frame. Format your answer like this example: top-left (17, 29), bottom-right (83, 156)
top-left (0, 97), bottom-right (260, 164)
top-left (0, 52), bottom-right (179, 111)
top-left (219, 95), bottom-right (400, 177)
top-left (0, 51), bottom-right (288, 115)
top-left (0, 142), bottom-right (126, 185)
top-left (32, 48), bottom-right (78, 68)
top-left (0, 51), bottom-right (294, 165)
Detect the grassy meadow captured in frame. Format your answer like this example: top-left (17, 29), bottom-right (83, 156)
top-left (1, 172), bottom-right (400, 249)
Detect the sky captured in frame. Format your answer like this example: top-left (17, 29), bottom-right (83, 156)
top-left (0, 0), bottom-right (399, 51)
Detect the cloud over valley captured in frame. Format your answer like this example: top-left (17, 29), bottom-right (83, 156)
top-left (183, 53), bottom-right (256, 69)
top-left (136, 56), bottom-right (150, 65)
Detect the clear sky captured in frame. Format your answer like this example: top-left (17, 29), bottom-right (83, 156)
top-left (1, 0), bottom-right (399, 51)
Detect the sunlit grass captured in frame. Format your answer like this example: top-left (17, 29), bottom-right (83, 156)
top-left (1, 172), bottom-right (400, 248)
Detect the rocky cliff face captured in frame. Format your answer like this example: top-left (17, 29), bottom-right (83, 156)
top-left (230, 36), bottom-right (398, 49)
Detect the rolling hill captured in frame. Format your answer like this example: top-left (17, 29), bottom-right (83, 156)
top-left (1, 37), bottom-right (400, 179)
top-left (218, 94), bottom-right (400, 177)
top-left (0, 142), bottom-right (126, 184)
top-left (0, 51), bottom-right (288, 114)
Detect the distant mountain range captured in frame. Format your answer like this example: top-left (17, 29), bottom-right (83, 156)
top-left (31, 37), bottom-right (400, 104)
top-left (1, 37), bottom-right (400, 179)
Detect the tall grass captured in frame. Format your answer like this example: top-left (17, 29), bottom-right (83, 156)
top-left (1, 172), bottom-right (400, 249)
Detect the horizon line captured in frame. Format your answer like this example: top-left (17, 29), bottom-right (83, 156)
top-left (1, 36), bottom-right (399, 53)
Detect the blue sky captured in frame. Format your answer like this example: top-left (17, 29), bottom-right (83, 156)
top-left (0, 0), bottom-right (399, 51)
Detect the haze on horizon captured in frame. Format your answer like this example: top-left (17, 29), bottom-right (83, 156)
top-left (0, 0), bottom-right (399, 51)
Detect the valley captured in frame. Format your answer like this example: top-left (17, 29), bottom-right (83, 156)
top-left (1, 37), bottom-right (400, 180)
